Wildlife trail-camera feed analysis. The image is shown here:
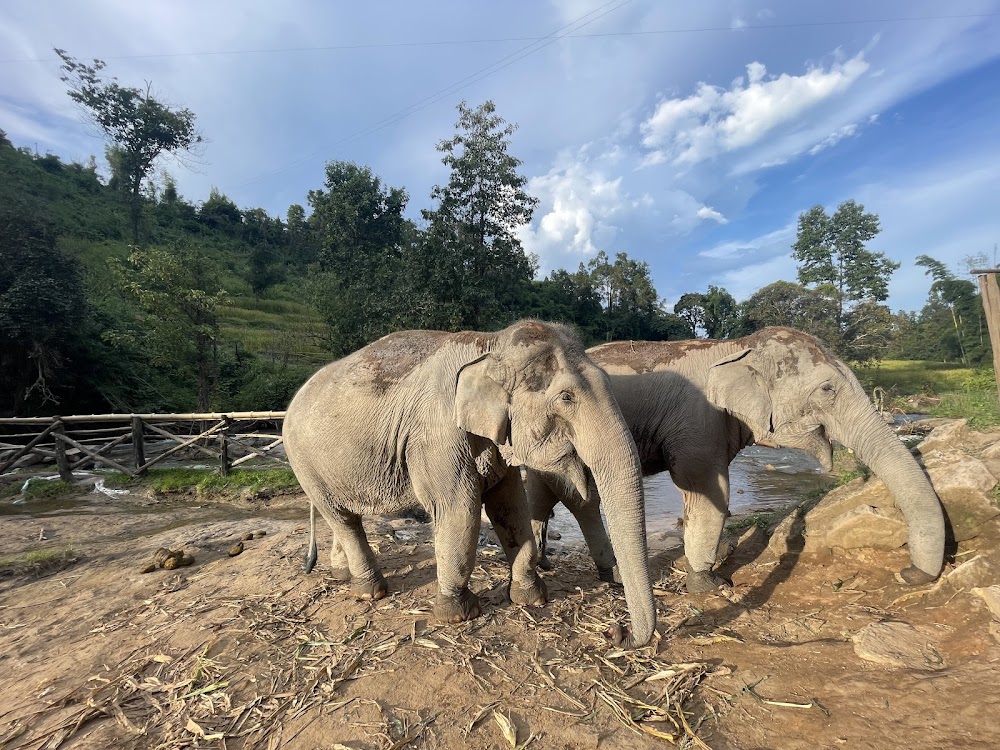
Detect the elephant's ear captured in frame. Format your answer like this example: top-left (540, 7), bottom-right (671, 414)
top-left (706, 348), bottom-right (774, 439)
top-left (455, 354), bottom-right (510, 444)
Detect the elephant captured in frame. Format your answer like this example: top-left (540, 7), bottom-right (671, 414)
top-left (282, 319), bottom-right (655, 648)
top-left (528, 326), bottom-right (945, 593)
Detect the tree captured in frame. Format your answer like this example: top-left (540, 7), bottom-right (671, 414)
top-left (915, 254), bottom-right (986, 365)
top-left (586, 251), bottom-right (665, 341)
top-left (0, 201), bottom-right (88, 414)
top-left (742, 280), bottom-right (839, 343)
top-left (56, 49), bottom-right (202, 244)
top-left (199, 187), bottom-right (242, 233)
top-left (307, 161), bottom-right (411, 353)
top-left (112, 246), bottom-right (227, 410)
top-left (792, 200), bottom-right (899, 356)
top-left (673, 285), bottom-right (743, 338)
top-left (418, 100), bottom-right (538, 329)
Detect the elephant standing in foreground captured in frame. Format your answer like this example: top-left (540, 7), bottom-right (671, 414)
top-left (529, 327), bottom-right (944, 593)
top-left (283, 320), bottom-right (655, 648)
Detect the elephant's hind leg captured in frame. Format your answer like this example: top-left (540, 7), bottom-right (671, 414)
top-left (321, 505), bottom-right (388, 600)
top-left (483, 470), bottom-right (546, 607)
top-left (525, 470), bottom-right (560, 571)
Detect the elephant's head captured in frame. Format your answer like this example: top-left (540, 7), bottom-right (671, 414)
top-left (455, 320), bottom-right (655, 647)
top-left (705, 326), bottom-right (944, 584)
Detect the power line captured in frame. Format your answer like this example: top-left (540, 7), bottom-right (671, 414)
top-left (4, 12), bottom-right (997, 65)
top-left (231, 0), bottom-right (633, 191)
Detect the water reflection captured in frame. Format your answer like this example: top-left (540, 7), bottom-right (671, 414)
top-left (549, 445), bottom-right (833, 547)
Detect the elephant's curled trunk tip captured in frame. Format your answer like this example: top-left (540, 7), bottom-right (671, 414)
top-left (606, 622), bottom-right (649, 650)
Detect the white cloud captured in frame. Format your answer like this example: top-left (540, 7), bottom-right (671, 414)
top-left (640, 52), bottom-right (869, 166)
top-left (696, 205), bottom-right (728, 224)
top-left (808, 123), bottom-right (859, 155)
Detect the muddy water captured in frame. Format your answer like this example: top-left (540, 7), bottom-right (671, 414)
top-left (548, 445), bottom-right (832, 548)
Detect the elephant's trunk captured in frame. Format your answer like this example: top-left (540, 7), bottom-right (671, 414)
top-left (573, 408), bottom-right (656, 648)
top-left (823, 387), bottom-right (944, 582)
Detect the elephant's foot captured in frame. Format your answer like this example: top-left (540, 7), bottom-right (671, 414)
top-left (685, 566), bottom-right (731, 594)
top-left (899, 565), bottom-right (937, 586)
top-left (435, 588), bottom-right (482, 623)
top-left (509, 573), bottom-right (547, 607)
top-left (596, 564), bottom-right (622, 585)
top-left (328, 566), bottom-right (351, 582)
top-left (351, 574), bottom-right (388, 601)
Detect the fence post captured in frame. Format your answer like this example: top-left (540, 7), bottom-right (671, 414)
top-left (219, 417), bottom-right (231, 477)
top-left (132, 415), bottom-right (146, 476)
top-left (52, 418), bottom-right (74, 482)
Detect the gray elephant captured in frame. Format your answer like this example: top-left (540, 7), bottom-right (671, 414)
top-left (282, 320), bottom-right (655, 648)
top-left (529, 327), bottom-right (944, 593)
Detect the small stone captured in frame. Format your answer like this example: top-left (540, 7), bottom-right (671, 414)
top-left (140, 563), bottom-right (157, 574)
top-left (179, 553), bottom-right (195, 567)
top-left (764, 464), bottom-right (776, 471)
top-left (241, 531), bottom-right (255, 542)
top-left (254, 530), bottom-right (267, 538)
top-left (547, 530), bottom-right (562, 540)
top-left (852, 621), bottom-right (945, 670)
top-left (971, 585), bottom-right (1000, 618)
top-left (228, 542), bottom-right (244, 557)
top-left (162, 555), bottom-right (181, 570)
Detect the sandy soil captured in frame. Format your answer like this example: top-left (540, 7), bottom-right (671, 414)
top-left (2, 486), bottom-right (1000, 750)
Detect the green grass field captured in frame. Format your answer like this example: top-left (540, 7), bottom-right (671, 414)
top-left (105, 468), bottom-right (300, 494)
top-left (853, 359), bottom-right (1000, 429)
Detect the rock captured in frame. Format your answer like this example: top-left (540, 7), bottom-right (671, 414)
top-left (918, 419), bottom-right (969, 453)
top-left (228, 542), bottom-right (244, 557)
top-left (938, 488), bottom-right (1000, 542)
top-left (852, 621), bottom-right (946, 670)
top-left (764, 464), bottom-right (776, 471)
top-left (179, 553), bottom-right (195, 567)
top-left (547, 530), bottom-right (562, 540)
top-left (971, 585), bottom-right (1000, 618)
top-left (825, 505), bottom-right (908, 550)
top-left (923, 451), bottom-right (998, 494)
top-left (140, 563), bottom-right (157, 574)
top-left (942, 555), bottom-right (999, 591)
top-left (254, 530), bottom-right (267, 538)
top-left (240, 531), bottom-right (255, 541)
top-left (766, 511), bottom-right (801, 557)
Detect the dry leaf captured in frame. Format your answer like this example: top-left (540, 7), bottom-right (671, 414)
top-left (493, 711), bottom-right (517, 748)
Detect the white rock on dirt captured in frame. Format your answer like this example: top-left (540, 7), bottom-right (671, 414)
top-left (852, 621), bottom-right (946, 670)
top-left (923, 451), bottom-right (998, 495)
top-left (942, 555), bottom-right (999, 591)
top-left (971, 585), bottom-right (1000, 619)
top-left (824, 505), bottom-right (909, 550)
top-left (918, 419), bottom-right (970, 453)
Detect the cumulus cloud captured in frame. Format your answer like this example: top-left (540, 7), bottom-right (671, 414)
top-left (639, 53), bottom-right (869, 166)
top-left (696, 205), bottom-right (728, 224)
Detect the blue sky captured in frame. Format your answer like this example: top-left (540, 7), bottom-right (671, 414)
top-left (2, 0), bottom-right (999, 313)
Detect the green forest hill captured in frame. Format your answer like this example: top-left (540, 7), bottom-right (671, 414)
top-left (1, 62), bottom-right (995, 420)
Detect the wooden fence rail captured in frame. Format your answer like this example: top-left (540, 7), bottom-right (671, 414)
top-left (0, 412), bottom-right (288, 481)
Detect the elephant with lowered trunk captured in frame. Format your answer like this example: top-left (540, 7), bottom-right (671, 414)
top-left (529, 327), bottom-right (945, 592)
top-left (283, 320), bottom-right (656, 648)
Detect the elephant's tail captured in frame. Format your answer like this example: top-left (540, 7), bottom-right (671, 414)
top-left (304, 501), bottom-right (318, 573)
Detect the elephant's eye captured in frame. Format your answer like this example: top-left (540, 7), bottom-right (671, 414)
top-left (558, 390), bottom-right (574, 403)
top-left (821, 383), bottom-right (835, 393)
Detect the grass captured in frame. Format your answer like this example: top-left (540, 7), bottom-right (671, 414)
top-left (104, 467), bottom-right (299, 494)
top-left (0, 547), bottom-right (78, 578)
top-left (17, 479), bottom-right (78, 501)
top-left (853, 359), bottom-right (1000, 430)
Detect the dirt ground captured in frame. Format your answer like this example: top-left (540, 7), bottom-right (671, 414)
top-left (2, 485), bottom-right (1000, 750)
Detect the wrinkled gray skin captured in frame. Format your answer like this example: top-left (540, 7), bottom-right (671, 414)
top-left (530, 327), bottom-right (945, 593)
top-left (283, 320), bottom-right (655, 648)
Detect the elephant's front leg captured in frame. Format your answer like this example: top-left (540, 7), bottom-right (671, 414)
top-left (676, 464), bottom-right (731, 593)
top-left (483, 469), bottom-right (547, 607)
top-left (429, 492), bottom-right (484, 623)
top-left (524, 469), bottom-right (560, 571)
top-left (563, 486), bottom-right (619, 584)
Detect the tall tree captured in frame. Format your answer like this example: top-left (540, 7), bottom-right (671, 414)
top-left (418, 100), bottom-right (538, 329)
top-left (0, 201), bottom-right (88, 415)
top-left (307, 161), bottom-right (410, 353)
top-left (112, 246), bottom-right (227, 410)
top-left (673, 285), bottom-right (742, 338)
top-left (915, 254), bottom-right (986, 365)
top-left (56, 49), bottom-right (202, 244)
top-left (792, 199), bottom-right (899, 355)
top-left (742, 280), bottom-right (839, 343)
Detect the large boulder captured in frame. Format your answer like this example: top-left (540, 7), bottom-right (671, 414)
top-left (922, 450), bottom-right (998, 494)
top-left (824, 505), bottom-right (909, 550)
